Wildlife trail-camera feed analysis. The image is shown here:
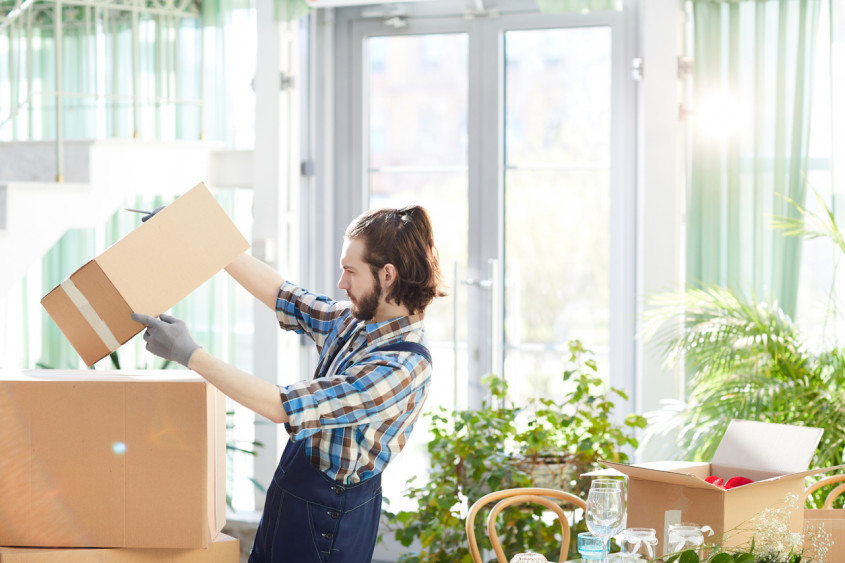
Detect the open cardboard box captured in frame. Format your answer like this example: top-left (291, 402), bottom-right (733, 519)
top-left (0, 534), bottom-right (239, 562)
top-left (600, 420), bottom-right (844, 555)
top-left (41, 182), bottom-right (249, 366)
top-left (0, 370), bottom-right (226, 549)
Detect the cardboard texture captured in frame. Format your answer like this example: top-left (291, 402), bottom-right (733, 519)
top-left (41, 182), bottom-right (249, 366)
top-left (804, 509), bottom-right (845, 562)
top-left (0, 534), bottom-right (239, 562)
top-left (0, 370), bottom-right (226, 549)
top-left (602, 420), bottom-right (843, 555)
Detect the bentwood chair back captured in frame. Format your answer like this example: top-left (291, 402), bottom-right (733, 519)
top-left (805, 474), bottom-right (845, 508)
top-left (465, 487), bottom-right (587, 563)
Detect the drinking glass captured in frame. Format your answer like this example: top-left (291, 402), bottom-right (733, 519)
top-left (667, 522), bottom-right (714, 553)
top-left (585, 479), bottom-right (626, 563)
top-left (577, 532), bottom-right (604, 561)
top-left (616, 527), bottom-right (658, 559)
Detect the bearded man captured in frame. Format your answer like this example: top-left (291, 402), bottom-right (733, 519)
top-left (133, 205), bottom-right (444, 563)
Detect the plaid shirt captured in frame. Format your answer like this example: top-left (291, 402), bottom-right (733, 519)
top-left (275, 281), bottom-right (432, 484)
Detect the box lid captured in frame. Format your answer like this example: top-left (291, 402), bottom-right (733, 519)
top-left (711, 419), bottom-right (822, 478)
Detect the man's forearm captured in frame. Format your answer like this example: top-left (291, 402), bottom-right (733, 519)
top-left (188, 348), bottom-right (288, 424)
top-left (225, 253), bottom-right (286, 310)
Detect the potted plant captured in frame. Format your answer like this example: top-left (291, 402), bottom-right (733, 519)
top-left (639, 192), bottom-right (845, 508)
top-left (383, 340), bottom-right (646, 562)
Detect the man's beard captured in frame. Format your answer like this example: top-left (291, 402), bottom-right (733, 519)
top-left (351, 282), bottom-right (382, 322)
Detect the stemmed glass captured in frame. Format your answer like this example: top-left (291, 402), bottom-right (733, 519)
top-left (585, 479), bottom-right (626, 563)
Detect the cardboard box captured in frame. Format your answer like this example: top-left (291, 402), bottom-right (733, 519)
top-left (804, 509), bottom-right (845, 562)
top-left (41, 182), bottom-right (249, 366)
top-left (0, 533), bottom-right (239, 562)
top-left (601, 420), bottom-right (843, 555)
top-left (0, 370), bottom-right (226, 549)
top-left (0, 534), bottom-right (239, 562)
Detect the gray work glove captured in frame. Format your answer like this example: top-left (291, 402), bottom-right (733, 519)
top-left (131, 313), bottom-right (201, 367)
top-left (141, 205), bottom-right (166, 222)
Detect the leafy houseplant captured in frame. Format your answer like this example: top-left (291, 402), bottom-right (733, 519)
top-left (640, 193), bottom-right (845, 508)
top-left (384, 340), bottom-right (646, 563)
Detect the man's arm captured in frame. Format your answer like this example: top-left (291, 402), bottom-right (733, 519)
top-left (225, 252), bottom-right (286, 310)
top-left (132, 312), bottom-right (288, 424)
top-left (189, 349), bottom-right (288, 424)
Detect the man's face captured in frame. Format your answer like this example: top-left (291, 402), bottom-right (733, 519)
top-left (338, 238), bottom-right (382, 322)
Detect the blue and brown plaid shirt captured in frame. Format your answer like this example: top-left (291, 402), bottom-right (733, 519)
top-left (275, 281), bottom-right (432, 484)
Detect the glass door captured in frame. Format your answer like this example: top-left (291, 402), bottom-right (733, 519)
top-left (503, 26), bottom-right (615, 404)
top-left (364, 31), bottom-right (470, 413)
top-left (334, 0), bottom-right (635, 510)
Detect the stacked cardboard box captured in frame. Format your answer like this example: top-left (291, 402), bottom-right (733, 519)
top-left (0, 534), bottom-right (240, 562)
top-left (0, 184), bottom-right (248, 560)
top-left (0, 370), bottom-right (239, 561)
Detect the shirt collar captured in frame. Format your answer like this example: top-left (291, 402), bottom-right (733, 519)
top-left (360, 313), bottom-right (424, 344)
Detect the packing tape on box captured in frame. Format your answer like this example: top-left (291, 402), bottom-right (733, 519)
top-left (60, 279), bottom-right (121, 352)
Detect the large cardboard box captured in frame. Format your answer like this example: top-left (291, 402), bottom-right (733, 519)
top-left (0, 370), bottom-right (226, 549)
top-left (41, 182), bottom-right (249, 366)
top-left (804, 509), bottom-right (845, 562)
top-left (0, 534), bottom-right (239, 562)
top-left (602, 420), bottom-right (843, 555)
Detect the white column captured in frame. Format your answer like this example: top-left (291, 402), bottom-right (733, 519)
top-left (636, 0), bottom-right (686, 460)
top-left (251, 1), bottom-right (301, 509)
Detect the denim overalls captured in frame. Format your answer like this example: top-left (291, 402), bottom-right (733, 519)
top-left (248, 437), bottom-right (383, 563)
top-left (248, 340), bottom-right (430, 562)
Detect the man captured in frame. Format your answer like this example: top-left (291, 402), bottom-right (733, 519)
top-left (132, 205), bottom-right (444, 563)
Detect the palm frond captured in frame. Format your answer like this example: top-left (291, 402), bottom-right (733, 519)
top-left (642, 285), bottom-right (806, 378)
top-left (770, 190), bottom-right (845, 255)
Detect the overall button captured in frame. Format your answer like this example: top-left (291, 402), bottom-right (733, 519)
top-left (325, 532), bottom-right (334, 540)
top-left (334, 487), bottom-right (344, 496)
top-left (330, 511), bottom-right (340, 519)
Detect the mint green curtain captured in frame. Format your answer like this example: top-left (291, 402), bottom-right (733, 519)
top-left (535, 0), bottom-right (621, 12)
top-left (687, 0), bottom-right (821, 318)
top-left (202, 0), bottom-right (309, 23)
top-left (1, 12), bottom-right (204, 142)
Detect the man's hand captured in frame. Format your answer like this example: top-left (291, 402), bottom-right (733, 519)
top-left (131, 313), bottom-right (201, 367)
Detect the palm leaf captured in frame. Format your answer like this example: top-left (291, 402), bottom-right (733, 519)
top-left (770, 189), bottom-right (845, 255)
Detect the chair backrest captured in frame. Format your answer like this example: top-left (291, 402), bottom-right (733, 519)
top-left (465, 487), bottom-right (587, 563)
top-left (805, 474), bottom-right (845, 508)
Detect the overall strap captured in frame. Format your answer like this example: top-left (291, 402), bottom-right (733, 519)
top-left (372, 341), bottom-right (432, 364)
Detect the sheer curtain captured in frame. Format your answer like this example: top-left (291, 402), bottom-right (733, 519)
top-left (686, 0), bottom-right (823, 318)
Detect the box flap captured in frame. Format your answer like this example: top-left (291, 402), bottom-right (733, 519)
top-left (97, 182), bottom-right (249, 316)
top-left (601, 460), bottom-right (722, 491)
top-left (712, 420), bottom-right (822, 475)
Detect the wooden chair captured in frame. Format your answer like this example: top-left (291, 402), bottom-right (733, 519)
top-left (466, 487), bottom-right (587, 563)
top-left (805, 474), bottom-right (845, 508)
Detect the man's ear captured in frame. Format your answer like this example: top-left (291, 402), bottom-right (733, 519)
top-left (381, 263), bottom-right (398, 288)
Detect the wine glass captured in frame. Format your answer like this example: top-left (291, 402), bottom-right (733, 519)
top-left (585, 479), bottom-right (626, 563)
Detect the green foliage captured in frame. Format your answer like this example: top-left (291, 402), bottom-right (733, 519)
top-left (383, 340), bottom-right (646, 563)
top-left (662, 548), bottom-right (808, 563)
top-left (640, 193), bottom-right (845, 508)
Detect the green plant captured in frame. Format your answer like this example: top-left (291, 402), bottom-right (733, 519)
top-left (384, 340), bottom-right (646, 563)
top-left (640, 193), bottom-right (845, 506)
